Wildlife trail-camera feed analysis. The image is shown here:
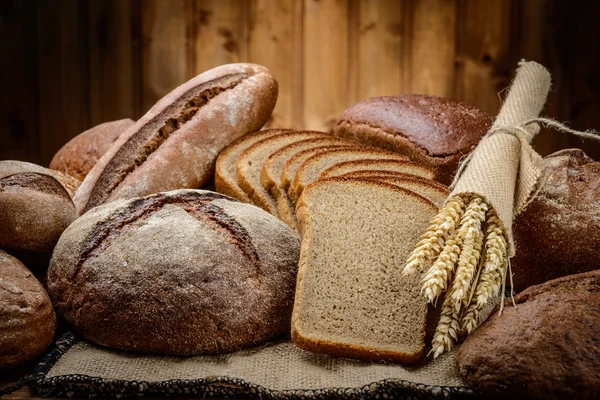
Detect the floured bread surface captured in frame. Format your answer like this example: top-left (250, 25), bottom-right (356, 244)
top-left (237, 131), bottom-right (327, 215)
top-left (291, 148), bottom-right (408, 202)
top-left (292, 178), bottom-right (437, 363)
top-left (319, 159), bottom-right (435, 180)
top-left (215, 130), bottom-right (284, 203)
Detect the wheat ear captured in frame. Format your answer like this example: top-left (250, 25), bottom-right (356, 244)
top-left (431, 288), bottom-right (462, 358)
top-left (403, 196), bottom-right (466, 275)
top-left (421, 230), bottom-right (462, 303)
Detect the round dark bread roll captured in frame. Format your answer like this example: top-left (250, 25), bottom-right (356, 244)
top-left (0, 172), bottom-right (77, 269)
top-left (512, 149), bottom-right (600, 292)
top-left (50, 118), bottom-right (135, 181)
top-left (456, 270), bottom-right (600, 399)
top-left (333, 94), bottom-right (493, 184)
top-left (0, 160), bottom-right (81, 197)
top-left (48, 189), bottom-right (300, 355)
top-left (0, 250), bottom-right (56, 371)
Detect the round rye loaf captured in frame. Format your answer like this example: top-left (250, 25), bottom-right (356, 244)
top-left (48, 189), bottom-right (300, 355)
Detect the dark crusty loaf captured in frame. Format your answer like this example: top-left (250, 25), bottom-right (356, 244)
top-left (0, 172), bottom-right (77, 269)
top-left (48, 189), bottom-right (300, 355)
top-left (512, 149), bottom-right (600, 292)
top-left (74, 63), bottom-right (278, 214)
top-left (50, 118), bottom-right (135, 181)
top-left (334, 94), bottom-right (492, 184)
top-left (0, 160), bottom-right (81, 197)
top-left (0, 250), bottom-right (56, 371)
top-left (457, 270), bottom-right (600, 399)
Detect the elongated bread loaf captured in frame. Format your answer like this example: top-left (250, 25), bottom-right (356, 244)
top-left (75, 63), bottom-right (278, 214)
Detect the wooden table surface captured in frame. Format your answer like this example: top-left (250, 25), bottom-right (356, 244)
top-left (1, 362), bottom-right (38, 399)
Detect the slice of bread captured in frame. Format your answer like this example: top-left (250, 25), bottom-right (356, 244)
top-left (360, 174), bottom-right (449, 207)
top-left (319, 159), bottom-right (435, 180)
top-left (261, 139), bottom-right (357, 231)
top-left (290, 148), bottom-right (408, 203)
top-left (215, 129), bottom-right (285, 202)
top-left (292, 177), bottom-right (437, 363)
top-left (237, 131), bottom-right (327, 215)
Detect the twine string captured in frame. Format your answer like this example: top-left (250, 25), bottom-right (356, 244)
top-left (450, 117), bottom-right (600, 190)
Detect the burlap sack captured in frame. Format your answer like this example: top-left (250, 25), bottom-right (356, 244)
top-left (450, 60), bottom-right (551, 256)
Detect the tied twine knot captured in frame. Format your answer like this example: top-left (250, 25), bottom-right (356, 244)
top-left (451, 117), bottom-right (600, 190)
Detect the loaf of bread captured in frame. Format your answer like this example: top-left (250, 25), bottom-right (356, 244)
top-left (512, 149), bottom-right (600, 292)
top-left (50, 118), bottom-right (135, 181)
top-left (319, 159), bottom-right (434, 180)
top-left (74, 63), bottom-right (278, 214)
top-left (0, 171), bottom-right (77, 269)
top-left (48, 189), bottom-right (300, 355)
top-left (0, 250), bottom-right (56, 371)
top-left (334, 95), bottom-right (492, 184)
top-left (457, 270), bottom-right (600, 399)
top-left (0, 160), bottom-right (81, 197)
top-left (292, 178), bottom-right (437, 363)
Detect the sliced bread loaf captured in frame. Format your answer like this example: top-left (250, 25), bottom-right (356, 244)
top-left (319, 159), bottom-right (435, 180)
top-left (290, 148), bottom-right (408, 202)
top-left (360, 175), bottom-right (449, 207)
top-left (237, 131), bottom-right (327, 215)
top-left (292, 178), bottom-right (438, 363)
top-left (215, 129), bottom-right (285, 202)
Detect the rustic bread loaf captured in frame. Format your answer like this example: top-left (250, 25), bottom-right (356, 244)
top-left (50, 118), bottom-right (135, 181)
top-left (512, 149), bottom-right (600, 292)
top-left (0, 250), bottom-right (56, 371)
top-left (360, 175), bottom-right (449, 207)
top-left (457, 270), bottom-right (600, 399)
top-left (215, 130), bottom-right (283, 203)
top-left (237, 130), bottom-right (326, 215)
top-left (291, 148), bottom-right (408, 202)
top-left (334, 94), bottom-right (493, 184)
top-left (75, 63), bottom-right (278, 214)
top-left (0, 172), bottom-right (77, 269)
top-left (48, 189), bottom-right (300, 355)
top-left (319, 159), bottom-right (435, 180)
top-left (0, 160), bottom-right (81, 197)
top-left (292, 178), bottom-right (437, 363)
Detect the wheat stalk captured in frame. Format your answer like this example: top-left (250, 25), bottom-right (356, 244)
top-left (421, 230), bottom-right (462, 303)
top-left (403, 196), bottom-right (466, 275)
top-left (431, 289), bottom-right (462, 358)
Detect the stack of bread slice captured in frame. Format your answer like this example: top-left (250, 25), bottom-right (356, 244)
top-left (215, 129), bottom-right (450, 363)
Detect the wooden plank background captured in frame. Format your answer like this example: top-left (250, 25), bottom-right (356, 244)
top-left (1, 0), bottom-right (599, 166)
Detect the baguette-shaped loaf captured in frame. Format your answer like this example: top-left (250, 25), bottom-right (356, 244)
top-left (75, 63), bottom-right (278, 214)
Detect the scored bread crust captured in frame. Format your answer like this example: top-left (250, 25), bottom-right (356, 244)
top-left (319, 159), bottom-right (435, 180)
top-left (215, 130), bottom-right (287, 203)
top-left (293, 177), bottom-right (437, 363)
top-left (291, 148), bottom-right (408, 203)
top-left (237, 131), bottom-right (327, 215)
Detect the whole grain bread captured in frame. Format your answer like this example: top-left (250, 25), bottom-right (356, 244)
top-left (334, 94), bottom-right (492, 184)
top-left (0, 172), bottom-right (77, 269)
top-left (0, 250), bottom-right (56, 371)
top-left (237, 130), bottom-right (327, 215)
top-left (50, 119), bottom-right (135, 181)
top-left (75, 63), bottom-right (278, 214)
top-left (292, 178), bottom-right (437, 363)
top-left (215, 130), bottom-right (283, 203)
top-left (359, 175), bottom-right (449, 207)
top-left (291, 148), bottom-right (408, 202)
top-left (512, 149), bottom-right (600, 292)
top-left (319, 159), bottom-right (435, 180)
top-left (0, 160), bottom-right (81, 197)
top-left (48, 189), bottom-right (300, 355)
top-left (457, 270), bottom-right (600, 399)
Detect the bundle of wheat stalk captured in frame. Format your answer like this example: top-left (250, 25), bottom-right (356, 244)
top-left (403, 195), bottom-right (510, 357)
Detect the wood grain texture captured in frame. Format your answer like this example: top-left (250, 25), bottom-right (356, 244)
top-left (405, 0), bottom-right (457, 97)
top-left (192, 0), bottom-right (250, 75)
top-left (141, 0), bottom-right (193, 114)
top-left (88, 0), bottom-right (142, 125)
top-left (303, 0), bottom-right (351, 132)
top-left (248, 0), bottom-right (294, 128)
top-left (0, 0), bottom-right (39, 164)
top-left (36, 0), bottom-right (90, 166)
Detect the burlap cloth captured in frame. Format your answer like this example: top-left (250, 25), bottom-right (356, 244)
top-left (36, 333), bottom-right (472, 398)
